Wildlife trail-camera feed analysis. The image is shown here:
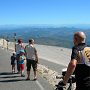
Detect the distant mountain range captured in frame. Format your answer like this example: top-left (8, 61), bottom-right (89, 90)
top-left (0, 26), bottom-right (90, 48)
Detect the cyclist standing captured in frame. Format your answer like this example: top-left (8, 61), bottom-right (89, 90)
top-left (59, 32), bottom-right (90, 90)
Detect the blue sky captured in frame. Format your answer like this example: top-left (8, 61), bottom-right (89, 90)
top-left (0, 0), bottom-right (90, 25)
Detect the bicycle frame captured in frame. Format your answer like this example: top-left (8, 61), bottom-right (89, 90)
top-left (55, 68), bottom-right (76, 90)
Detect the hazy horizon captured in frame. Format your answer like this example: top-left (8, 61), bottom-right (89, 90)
top-left (0, 24), bottom-right (90, 29)
top-left (0, 27), bottom-right (90, 48)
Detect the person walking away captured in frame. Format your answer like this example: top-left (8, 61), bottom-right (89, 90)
top-left (19, 50), bottom-right (26, 77)
top-left (59, 31), bottom-right (90, 90)
top-left (11, 53), bottom-right (16, 73)
top-left (15, 38), bottom-right (24, 73)
top-left (25, 39), bottom-right (38, 80)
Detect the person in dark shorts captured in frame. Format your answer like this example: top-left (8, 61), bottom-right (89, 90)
top-left (25, 39), bottom-right (38, 80)
top-left (11, 53), bottom-right (16, 73)
top-left (59, 32), bottom-right (90, 90)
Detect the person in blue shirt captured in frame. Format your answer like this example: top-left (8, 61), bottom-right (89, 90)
top-left (19, 50), bottom-right (26, 77)
top-left (59, 32), bottom-right (90, 90)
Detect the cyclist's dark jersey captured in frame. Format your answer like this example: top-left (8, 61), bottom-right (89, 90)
top-left (71, 43), bottom-right (90, 90)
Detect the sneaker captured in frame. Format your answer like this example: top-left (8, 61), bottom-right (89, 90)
top-left (21, 74), bottom-right (25, 77)
top-left (17, 71), bottom-right (20, 74)
top-left (26, 78), bottom-right (30, 80)
top-left (33, 77), bottom-right (37, 81)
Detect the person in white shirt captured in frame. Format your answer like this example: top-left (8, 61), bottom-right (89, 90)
top-left (25, 39), bottom-right (38, 80)
top-left (15, 38), bottom-right (24, 73)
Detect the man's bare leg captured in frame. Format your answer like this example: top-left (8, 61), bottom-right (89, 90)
top-left (26, 71), bottom-right (30, 80)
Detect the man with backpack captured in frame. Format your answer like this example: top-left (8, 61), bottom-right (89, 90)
top-left (59, 32), bottom-right (90, 90)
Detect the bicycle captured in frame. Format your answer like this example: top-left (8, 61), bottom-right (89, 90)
top-left (55, 68), bottom-right (76, 90)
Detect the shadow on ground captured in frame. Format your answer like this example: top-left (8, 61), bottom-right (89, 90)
top-left (0, 72), bottom-right (17, 75)
top-left (0, 75), bottom-right (20, 79)
top-left (0, 72), bottom-right (26, 83)
top-left (0, 79), bottom-right (25, 83)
